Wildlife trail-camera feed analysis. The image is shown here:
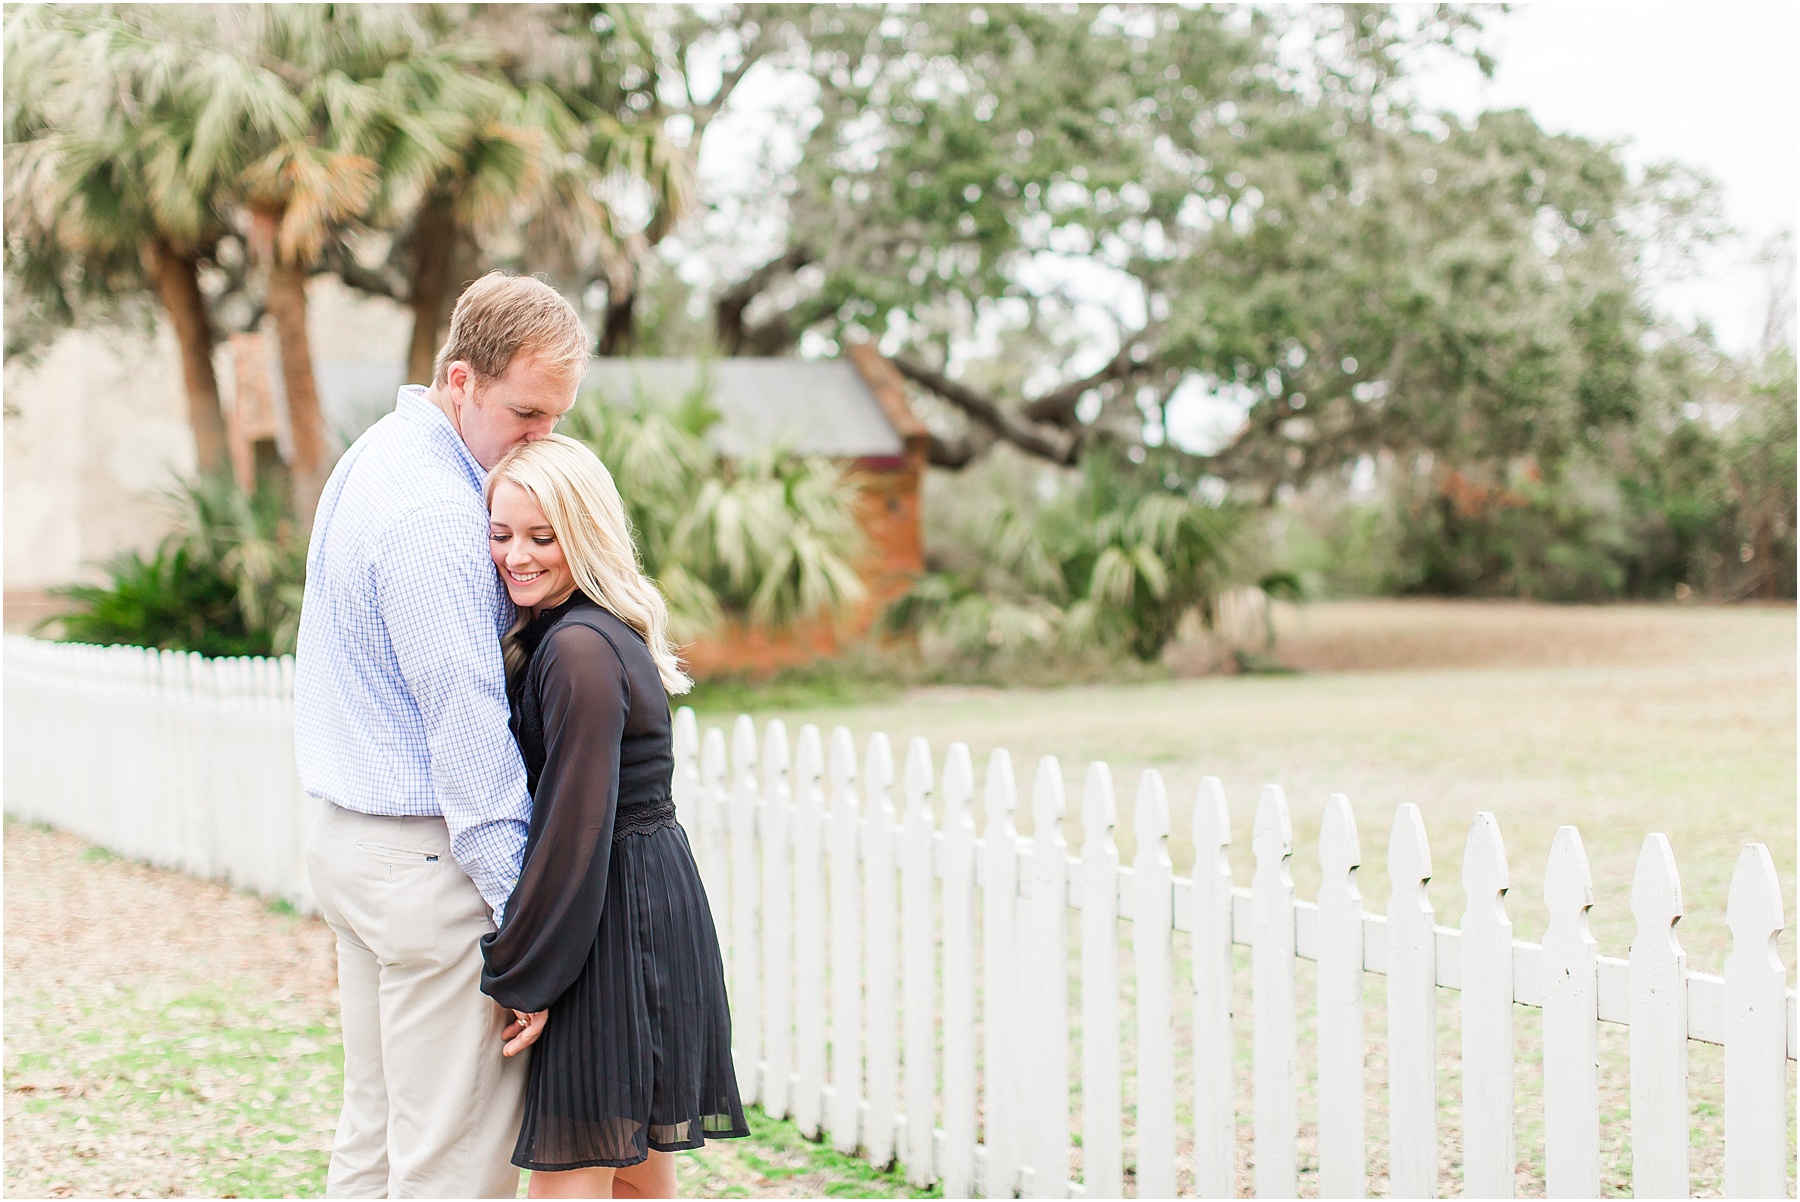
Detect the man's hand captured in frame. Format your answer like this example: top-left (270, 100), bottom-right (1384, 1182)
top-left (502, 1008), bottom-right (548, 1057)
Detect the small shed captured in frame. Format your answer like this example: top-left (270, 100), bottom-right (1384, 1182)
top-left (582, 347), bottom-right (927, 677)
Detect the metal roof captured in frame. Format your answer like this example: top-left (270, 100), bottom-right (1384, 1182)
top-left (581, 358), bottom-right (904, 459)
top-left (312, 356), bottom-right (905, 459)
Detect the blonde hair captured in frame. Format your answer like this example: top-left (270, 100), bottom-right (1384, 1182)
top-left (433, 272), bottom-right (590, 389)
top-left (487, 434), bottom-right (692, 695)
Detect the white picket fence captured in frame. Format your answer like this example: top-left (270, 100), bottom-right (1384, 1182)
top-left (3, 637), bottom-right (315, 908)
top-left (675, 714), bottom-right (1796, 1200)
top-left (4, 635), bottom-right (1794, 1197)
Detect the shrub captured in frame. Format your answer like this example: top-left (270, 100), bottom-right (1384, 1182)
top-left (889, 445), bottom-right (1256, 664)
top-left (52, 474), bottom-right (305, 656)
top-left (559, 379), bottom-right (867, 637)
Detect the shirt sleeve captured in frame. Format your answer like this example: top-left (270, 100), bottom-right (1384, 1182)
top-left (371, 502), bottom-right (530, 917)
top-left (479, 623), bottom-right (628, 1013)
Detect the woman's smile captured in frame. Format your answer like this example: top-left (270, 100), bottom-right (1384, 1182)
top-left (489, 480), bottom-right (577, 613)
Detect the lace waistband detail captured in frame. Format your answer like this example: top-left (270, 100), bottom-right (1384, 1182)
top-left (614, 796), bottom-right (677, 841)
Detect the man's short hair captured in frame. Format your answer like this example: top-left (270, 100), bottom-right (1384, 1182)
top-left (432, 273), bottom-right (590, 389)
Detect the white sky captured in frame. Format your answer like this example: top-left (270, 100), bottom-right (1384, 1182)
top-left (1410, 2), bottom-right (1798, 353)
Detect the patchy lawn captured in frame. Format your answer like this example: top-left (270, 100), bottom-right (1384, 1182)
top-left (3, 823), bottom-right (930, 1199)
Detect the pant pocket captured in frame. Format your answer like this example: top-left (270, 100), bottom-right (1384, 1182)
top-left (355, 840), bottom-right (444, 867)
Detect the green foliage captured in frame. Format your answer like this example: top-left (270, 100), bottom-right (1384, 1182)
top-left (679, 5), bottom-right (1712, 497)
top-left (1295, 348), bottom-right (1798, 602)
top-left (891, 445), bottom-right (1252, 662)
top-left (684, 650), bottom-right (906, 724)
top-left (559, 379), bottom-right (868, 636)
top-left (52, 474), bottom-right (305, 658)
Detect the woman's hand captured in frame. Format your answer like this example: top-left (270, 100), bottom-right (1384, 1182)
top-left (502, 1008), bottom-right (549, 1057)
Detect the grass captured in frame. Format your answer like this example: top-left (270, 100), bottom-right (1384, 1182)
top-left (673, 1108), bottom-right (940, 1199)
top-left (689, 600), bottom-right (1795, 972)
top-left (6, 984), bottom-right (340, 1198)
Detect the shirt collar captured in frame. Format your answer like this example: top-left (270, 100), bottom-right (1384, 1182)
top-left (395, 385), bottom-right (488, 491)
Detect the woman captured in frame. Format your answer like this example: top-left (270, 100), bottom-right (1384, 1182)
top-left (479, 434), bottom-right (747, 1199)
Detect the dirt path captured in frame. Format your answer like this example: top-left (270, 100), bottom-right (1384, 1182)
top-left (5, 821), bottom-right (340, 1197)
top-left (4, 823), bottom-right (926, 1199)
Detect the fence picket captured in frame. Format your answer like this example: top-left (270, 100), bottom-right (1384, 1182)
top-left (143, 649), bottom-right (177, 872)
top-left (673, 707), bottom-right (699, 838)
top-left (1026, 756), bottom-right (1071, 1199)
top-left (862, 733), bottom-right (901, 1169)
top-left (1079, 763), bottom-right (1123, 1201)
top-left (212, 658), bottom-right (244, 888)
top-left (941, 743), bottom-right (979, 1200)
top-left (729, 716), bottom-right (763, 1102)
top-left (700, 726), bottom-right (732, 984)
top-left (1252, 784), bottom-right (1298, 1198)
top-left (760, 721), bottom-right (794, 1121)
top-left (1191, 776), bottom-right (1236, 1200)
top-left (792, 726), bottom-right (829, 1137)
top-left (1317, 794), bottom-right (1367, 1199)
top-left (1629, 834), bottom-right (1689, 1199)
top-left (1723, 843), bottom-right (1787, 1199)
top-left (1460, 812), bottom-right (1515, 1198)
top-left (1387, 803), bottom-right (1437, 1198)
top-left (125, 648), bottom-right (157, 866)
top-left (827, 727), bottom-right (864, 1155)
top-left (144, 649), bottom-right (174, 873)
top-left (900, 739), bottom-right (938, 1185)
top-left (981, 750), bottom-right (1023, 1200)
top-left (1541, 826), bottom-right (1601, 1199)
top-left (1132, 770), bottom-right (1176, 1200)
top-left (190, 652), bottom-right (220, 879)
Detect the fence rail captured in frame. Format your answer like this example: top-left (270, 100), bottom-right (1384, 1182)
top-left (5, 635), bottom-right (1794, 1197)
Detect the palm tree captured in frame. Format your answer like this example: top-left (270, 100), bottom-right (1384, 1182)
top-left (468, 5), bottom-right (698, 355)
top-left (188, 6), bottom-right (517, 518)
top-left (207, 6), bottom-right (445, 519)
top-left (358, 18), bottom-right (547, 384)
top-left (318, 10), bottom-right (693, 381)
top-left (4, 9), bottom-right (237, 473)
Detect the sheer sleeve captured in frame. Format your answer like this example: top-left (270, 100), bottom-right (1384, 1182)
top-left (480, 622), bottom-right (630, 1013)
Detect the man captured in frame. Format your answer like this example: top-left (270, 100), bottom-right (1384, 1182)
top-left (295, 273), bottom-right (587, 1198)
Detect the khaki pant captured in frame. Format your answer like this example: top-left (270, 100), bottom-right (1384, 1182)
top-left (307, 804), bottom-right (528, 1199)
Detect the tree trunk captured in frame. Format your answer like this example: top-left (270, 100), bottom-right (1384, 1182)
top-left (405, 192), bottom-right (458, 385)
top-left (147, 238), bottom-right (229, 475)
top-left (265, 259), bottom-right (330, 525)
top-left (598, 286), bottom-right (636, 356)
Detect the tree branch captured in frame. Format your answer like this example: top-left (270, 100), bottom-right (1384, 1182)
top-left (925, 425), bottom-right (996, 469)
top-left (688, 23), bottom-right (774, 140)
top-left (715, 244), bottom-right (814, 354)
top-left (1019, 341), bottom-right (1146, 426)
top-left (323, 245), bottom-right (409, 305)
top-left (890, 354), bottom-right (1078, 465)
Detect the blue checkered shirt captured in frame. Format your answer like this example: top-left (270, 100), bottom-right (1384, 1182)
top-left (294, 386), bottom-right (529, 919)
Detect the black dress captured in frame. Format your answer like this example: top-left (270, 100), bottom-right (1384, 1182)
top-left (480, 593), bottom-right (747, 1171)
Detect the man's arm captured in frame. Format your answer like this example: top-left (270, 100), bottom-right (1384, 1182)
top-left (372, 502), bottom-right (530, 916)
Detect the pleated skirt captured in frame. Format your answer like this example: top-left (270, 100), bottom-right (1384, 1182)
top-left (512, 822), bottom-right (748, 1171)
